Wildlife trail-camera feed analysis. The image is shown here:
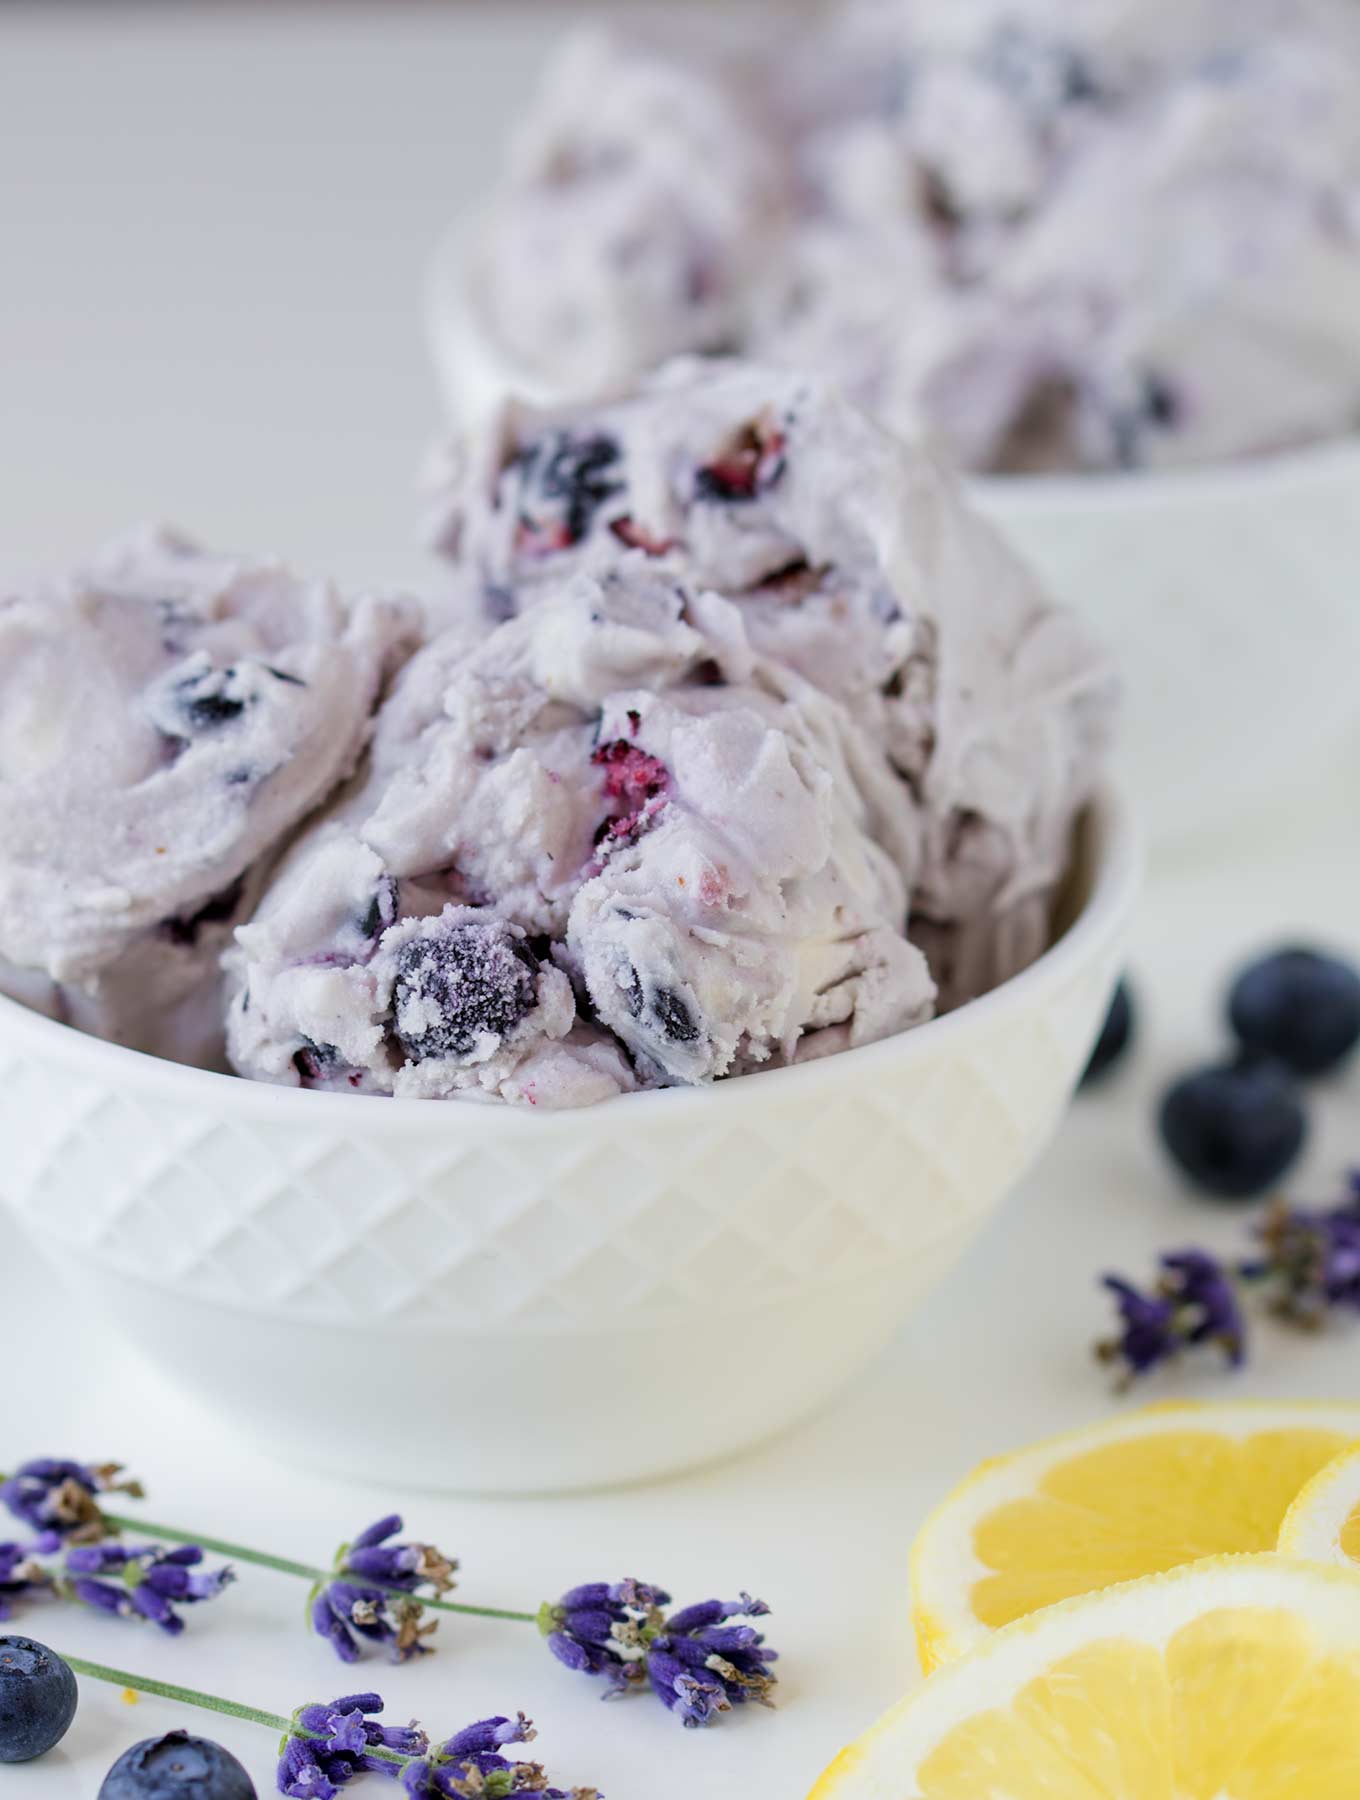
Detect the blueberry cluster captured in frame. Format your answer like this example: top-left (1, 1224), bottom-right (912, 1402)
top-left (1161, 946), bottom-right (1360, 1200)
top-left (1078, 948), bottom-right (1360, 1201)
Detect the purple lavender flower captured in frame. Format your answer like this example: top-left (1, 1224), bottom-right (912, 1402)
top-left (1243, 1187), bottom-right (1360, 1324)
top-left (1098, 1277), bottom-right (1180, 1378)
top-left (538, 1580), bottom-right (670, 1695)
top-left (1097, 1248), bottom-right (1245, 1385)
top-left (1161, 1251), bottom-right (1245, 1361)
top-left (400, 1714), bottom-right (601, 1799)
top-left (646, 1596), bottom-right (778, 1728)
top-left (278, 1693), bottom-right (427, 1797)
top-left (311, 1581), bottom-right (434, 1666)
top-left (63, 1542), bottom-right (233, 1634)
top-left (0, 1539), bottom-right (53, 1619)
top-left (0, 1458), bottom-right (142, 1544)
top-left (309, 1518), bottom-right (458, 1665)
top-left (341, 1517), bottom-right (457, 1598)
top-left (541, 1582), bottom-right (777, 1728)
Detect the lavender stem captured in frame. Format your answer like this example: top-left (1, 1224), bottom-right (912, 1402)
top-left (98, 1510), bottom-right (537, 1624)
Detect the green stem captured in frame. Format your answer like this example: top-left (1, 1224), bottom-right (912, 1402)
top-left (59, 1656), bottom-right (409, 1769)
top-left (99, 1510), bottom-right (538, 1626)
top-left (62, 1655), bottom-right (290, 1734)
top-left (103, 1513), bottom-right (321, 1583)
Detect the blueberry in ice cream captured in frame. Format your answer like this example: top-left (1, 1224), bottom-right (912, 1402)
top-left (0, 527), bottom-right (420, 1063)
top-left (463, 0), bottom-right (1360, 472)
top-left (432, 357), bottom-right (1115, 1007)
top-left (227, 558), bottom-right (936, 1104)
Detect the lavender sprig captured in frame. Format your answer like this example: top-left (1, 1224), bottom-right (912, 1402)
top-left (399, 1713), bottom-right (600, 1798)
top-left (279, 1692), bottom-right (428, 1795)
top-left (1097, 1169), bottom-right (1360, 1383)
top-left (540, 1582), bottom-right (777, 1728)
top-left (1097, 1248), bottom-right (1246, 1386)
top-left (0, 1458), bottom-right (143, 1543)
top-left (1243, 1187), bottom-right (1360, 1324)
top-left (309, 1517), bottom-right (461, 1664)
top-left (62, 1541), bottom-right (234, 1634)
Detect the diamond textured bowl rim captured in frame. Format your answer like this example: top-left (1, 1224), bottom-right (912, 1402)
top-left (0, 787), bottom-right (1137, 1134)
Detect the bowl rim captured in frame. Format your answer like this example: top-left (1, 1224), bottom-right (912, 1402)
top-left (426, 217), bottom-right (1360, 515)
top-left (0, 786), bottom-right (1139, 1134)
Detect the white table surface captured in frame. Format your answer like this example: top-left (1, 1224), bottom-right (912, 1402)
top-left (3, 6), bottom-right (1360, 1797)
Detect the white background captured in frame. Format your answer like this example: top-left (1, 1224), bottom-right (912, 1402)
top-left (2, 6), bottom-right (1359, 1798)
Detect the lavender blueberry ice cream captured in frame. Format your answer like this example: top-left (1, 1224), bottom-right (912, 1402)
top-left (1, 369), bottom-right (1114, 1105)
top-left (461, 0), bottom-right (1360, 471)
top-left (0, 528), bottom-right (420, 1063)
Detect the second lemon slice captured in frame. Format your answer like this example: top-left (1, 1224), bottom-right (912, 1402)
top-left (813, 1555), bottom-right (1360, 1800)
top-left (911, 1401), bottom-right (1360, 1670)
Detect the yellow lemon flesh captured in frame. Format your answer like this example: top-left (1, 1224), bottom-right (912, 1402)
top-left (812, 1556), bottom-right (1360, 1800)
top-left (910, 1402), bottom-right (1360, 1669)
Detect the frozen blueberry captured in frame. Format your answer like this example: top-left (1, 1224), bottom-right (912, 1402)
top-left (161, 875), bottom-right (247, 947)
top-left (1158, 1054), bottom-right (1307, 1200)
top-left (624, 967), bottom-right (702, 1046)
top-left (174, 668), bottom-right (249, 731)
top-left (1228, 946), bottom-right (1360, 1078)
top-left (1080, 977), bottom-right (1135, 1087)
top-left (0, 1636), bottom-right (78, 1763)
top-left (516, 430), bottom-right (624, 548)
top-left (652, 985), bottom-right (700, 1043)
top-left (1109, 370), bottom-right (1183, 468)
top-left (393, 920), bottom-right (538, 1063)
top-left (98, 1731), bottom-right (257, 1798)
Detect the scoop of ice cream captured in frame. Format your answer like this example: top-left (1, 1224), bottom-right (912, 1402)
top-left (466, 0), bottom-right (1360, 472)
top-left (432, 358), bottom-right (1115, 1002)
top-left (465, 25), bottom-right (786, 400)
top-left (763, 0), bottom-right (1360, 469)
top-left (0, 527), bottom-right (421, 1061)
top-left (227, 563), bottom-right (933, 1103)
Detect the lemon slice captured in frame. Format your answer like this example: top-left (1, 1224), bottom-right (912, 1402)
top-left (812, 1554), bottom-right (1360, 1799)
top-left (1279, 1441), bottom-right (1360, 1567)
top-left (910, 1401), bottom-right (1360, 1671)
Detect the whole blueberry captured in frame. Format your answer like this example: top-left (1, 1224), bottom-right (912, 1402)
top-left (1080, 977), bottom-right (1135, 1087)
top-left (1159, 1055), bottom-right (1307, 1200)
top-left (1228, 946), bottom-right (1360, 1078)
top-left (98, 1731), bottom-right (257, 1799)
top-left (0, 1636), bottom-right (78, 1763)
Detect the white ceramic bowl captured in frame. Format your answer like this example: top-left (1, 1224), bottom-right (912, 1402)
top-left (0, 796), bottom-right (1134, 1495)
top-left (427, 224), bottom-right (1360, 850)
